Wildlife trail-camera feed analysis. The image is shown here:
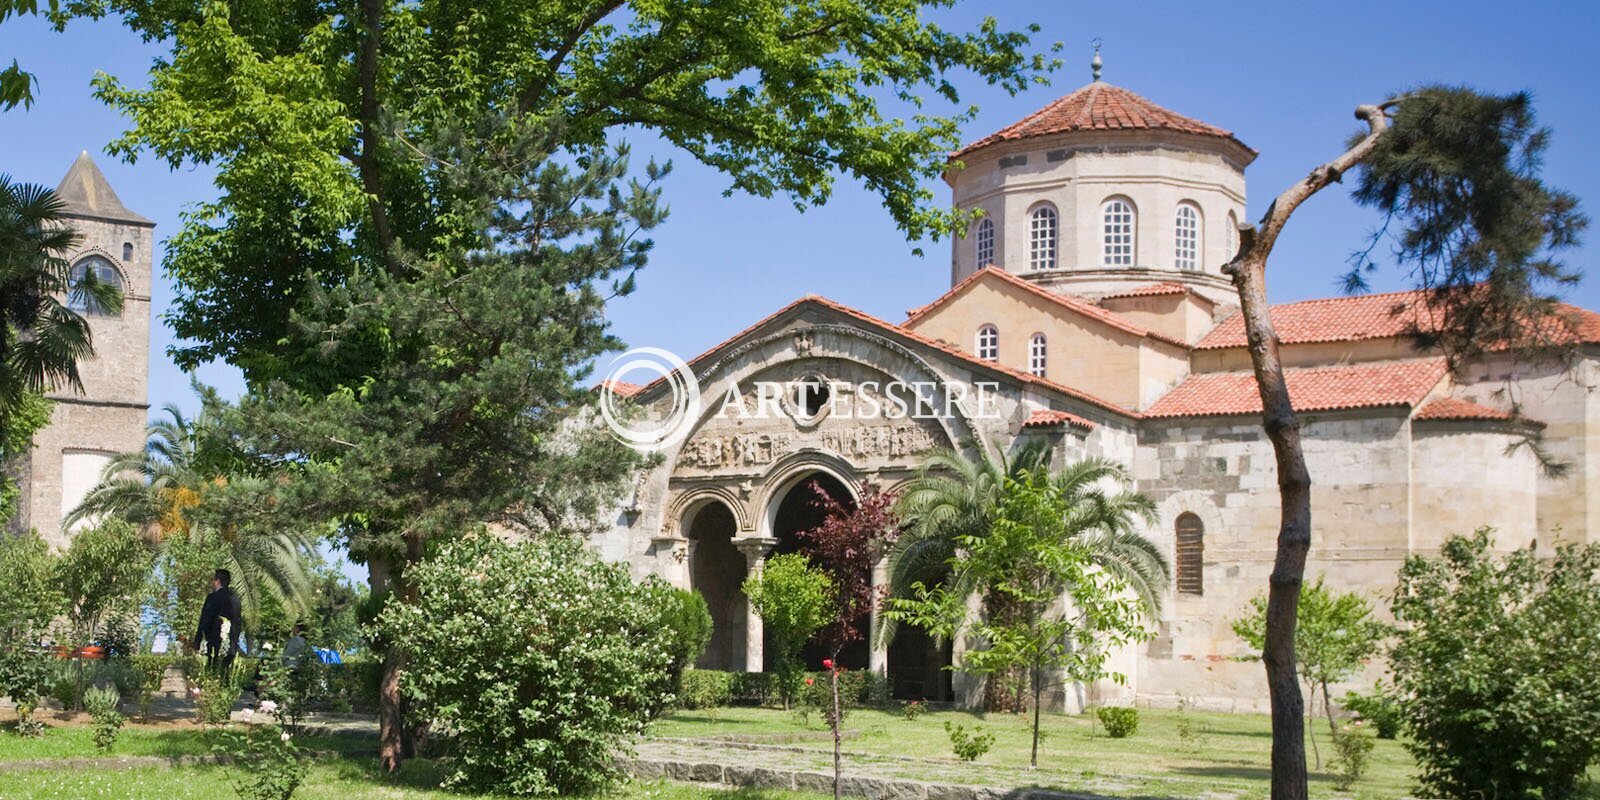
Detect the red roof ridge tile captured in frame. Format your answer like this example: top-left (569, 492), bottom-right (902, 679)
top-left (905, 267), bottom-right (1190, 349)
top-left (1413, 396), bottom-right (1542, 427)
top-left (1100, 282), bottom-right (1211, 302)
top-left (1022, 408), bottom-right (1095, 430)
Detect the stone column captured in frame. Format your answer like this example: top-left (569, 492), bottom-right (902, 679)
top-left (868, 555), bottom-right (890, 676)
top-left (651, 535), bottom-right (690, 589)
top-left (734, 537), bottom-right (779, 673)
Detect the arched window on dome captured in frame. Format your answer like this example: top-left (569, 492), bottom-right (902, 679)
top-left (1028, 205), bottom-right (1058, 271)
top-left (67, 255), bottom-right (124, 317)
top-left (1028, 333), bottom-right (1047, 377)
top-left (1102, 198), bottom-right (1135, 266)
top-left (1225, 211), bottom-right (1240, 261)
top-left (1175, 203), bottom-right (1201, 271)
top-left (974, 217), bottom-right (995, 268)
top-left (1175, 512), bottom-right (1204, 595)
top-left (976, 324), bottom-right (999, 362)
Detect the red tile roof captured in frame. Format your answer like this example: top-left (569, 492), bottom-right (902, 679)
top-left (1145, 359), bottom-right (1447, 419)
top-left (595, 379), bottom-right (644, 397)
top-left (633, 294), bottom-right (1136, 419)
top-left (953, 82), bottom-right (1254, 159)
top-left (1197, 289), bottom-right (1600, 350)
top-left (1022, 408), bottom-right (1096, 431)
top-left (1100, 282), bottom-right (1210, 302)
top-left (1413, 397), bottom-right (1542, 427)
top-left (905, 267), bottom-right (1190, 349)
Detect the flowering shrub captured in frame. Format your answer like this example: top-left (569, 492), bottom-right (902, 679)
top-left (191, 670), bottom-right (242, 726)
top-left (376, 533), bottom-right (679, 796)
top-left (218, 718), bottom-right (306, 800)
top-left (678, 669), bottom-right (735, 710)
top-left (900, 700), bottom-right (926, 721)
top-left (83, 686), bottom-right (124, 751)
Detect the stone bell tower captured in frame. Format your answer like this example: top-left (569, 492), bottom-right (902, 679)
top-left (11, 152), bottom-right (153, 549)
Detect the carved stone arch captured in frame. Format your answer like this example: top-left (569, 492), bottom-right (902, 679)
top-left (758, 448), bottom-right (861, 538)
top-left (666, 484), bottom-right (754, 535)
top-left (1153, 490), bottom-right (1223, 612)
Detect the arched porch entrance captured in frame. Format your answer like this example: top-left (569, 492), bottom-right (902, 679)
top-left (763, 469), bottom-right (872, 672)
top-left (685, 500), bottom-right (743, 670)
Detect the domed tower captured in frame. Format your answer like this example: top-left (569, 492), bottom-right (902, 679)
top-left (946, 58), bottom-right (1255, 307)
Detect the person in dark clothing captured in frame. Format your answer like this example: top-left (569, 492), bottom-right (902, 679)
top-left (193, 569), bottom-right (243, 682)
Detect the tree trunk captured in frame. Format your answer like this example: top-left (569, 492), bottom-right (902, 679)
top-left (1030, 663), bottom-right (1042, 768)
top-left (1223, 100), bottom-right (1394, 800)
top-left (378, 642), bottom-right (407, 771)
top-left (830, 660), bottom-right (843, 800)
top-left (1228, 249), bottom-right (1312, 799)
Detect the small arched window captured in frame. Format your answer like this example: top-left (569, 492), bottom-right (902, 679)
top-left (976, 324), bottom-right (999, 362)
top-left (974, 217), bottom-right (995, 268)
top-left (1102, 198), bottom-right (1135, 266)
top-left (1028, 205), bottom-right (1058, 271)
top-left (1225, 211), bottom-right (1240, 261)
top-left (1175, 512), bottom-right (1204, 595)
top-left (1175, 203), bottom-right (1201, 271)
top-left (1028, 333), bottom-right (1047, 377)
top-left (121, 242), bottom-right (134, 262)
top-left (67, 255), bottom-right (123, 317)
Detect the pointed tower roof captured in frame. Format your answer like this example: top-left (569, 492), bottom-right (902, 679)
top-left (953, 81), bottom-right (1255, 161)
top-left (54, 151), bottom-right (154, 226)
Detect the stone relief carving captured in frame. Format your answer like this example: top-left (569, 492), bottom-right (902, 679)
top-left (677, 423), bottom-right (939, 471)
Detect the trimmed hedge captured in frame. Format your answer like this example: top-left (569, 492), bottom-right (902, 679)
top-left (677, 668), bottom-right (888, 709)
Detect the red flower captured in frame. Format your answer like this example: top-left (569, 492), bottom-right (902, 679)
top-left (805, 677), bottom-right (814, 686)
top-left (821, 658), bottom-right (834, 670)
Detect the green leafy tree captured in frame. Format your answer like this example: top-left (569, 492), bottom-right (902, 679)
top-left (0, 392), bottom-right (52, 524)
top-left (743, 552), bottom-right (834, 709)
top-left (375, 532), bottom-right (679, 797)
top-left (1219, 87), bottom-right (1586, 799)
top-left (888, 466), bottom-right (1155, 768)
top-left (659, 588), bottom-right (713, 705)
top-left (1233, 577), bottom-right (1387, 766)
top-left (54, 518), bottom-right (152, 647)
top-left (1390, 528), bottom-right (1600, 800)
top-left (0, 176), bottom-right (119, 431)
top-left (79, 0), bottom-right (1059, 384)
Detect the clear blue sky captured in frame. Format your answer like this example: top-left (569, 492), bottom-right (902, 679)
top-left (2, 0), bottom-right (1598, 419)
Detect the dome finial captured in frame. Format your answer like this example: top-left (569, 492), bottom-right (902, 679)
top-left (1091, 38), bottom-right (1103, 81)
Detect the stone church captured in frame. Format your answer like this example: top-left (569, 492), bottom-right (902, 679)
top-left (9, 152), bottom-right (152, 551)
top-left (593, 73), bottom-right (1600, 711)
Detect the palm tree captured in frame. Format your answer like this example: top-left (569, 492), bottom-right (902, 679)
top-left (0, 176), bottom-right (121, 415)
top-left (66, 400), bottom-right (314, 630)
top-left (890, 442), bottom-right (1169, 709)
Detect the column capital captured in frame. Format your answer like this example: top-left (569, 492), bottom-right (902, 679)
top-left (733, 536), bottom-right (780, 562)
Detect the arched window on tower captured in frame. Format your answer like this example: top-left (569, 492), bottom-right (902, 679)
top-left (976, 324), bottom-right (999, 362)
top-left (67, 255), bottom-right (123, 317)
top-left (974, 217), bottom-right (995, 268)
top-left (1028, 205), bottom-right (1058, 271)
top-left (1102, 198), bottom-right (1135, 266)
top-left (1175, 203), bottom-right (1201, 271)
top-left (1028, 333), bottom-right (1047, 377)
top-left (1225, 211), bottom-right (1240, 261)
top-left (1175, 512), bottom-right (1204, 595)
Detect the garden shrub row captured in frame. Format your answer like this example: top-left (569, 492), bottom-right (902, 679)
top-left (677, 668), bottom-right (887, 709)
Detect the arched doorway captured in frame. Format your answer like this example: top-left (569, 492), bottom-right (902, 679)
top-left (764, 470), bottom-right (873, 671)
top-left (687, 501), bottom-right (743, 670)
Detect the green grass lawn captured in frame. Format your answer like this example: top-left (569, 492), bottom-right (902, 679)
top-left (0, 760), bottom-right (826, 800)
top-left (0, 721), bottom-right (373, 761)
top-left (651, 705), bottom-right (1418, 800)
